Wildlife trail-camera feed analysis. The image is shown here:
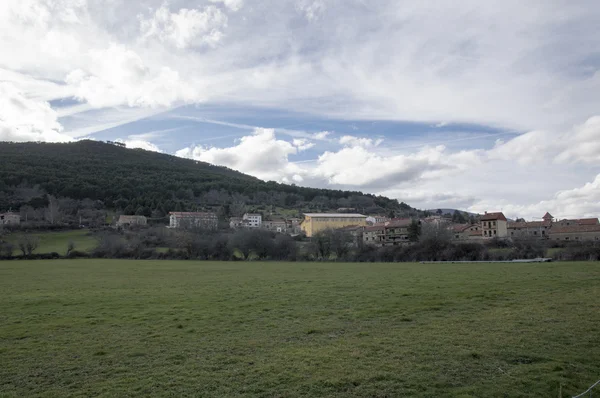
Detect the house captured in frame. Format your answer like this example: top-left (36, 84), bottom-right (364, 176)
top-left (300, 213), bottom-right (367, 237)
top-left (363, 218), bottom-right (417, 246)
top-left (242, 213), bottom-right (262, 228)
top-left (116, 215), bottom-right (147, 227)
top-left (169, 212), bottom-right (218, 229)
top-left (263, 219), bottom-right (288, 233)
top-left (382, 218), bottom-right (413, 246)
top-left (363, 225), bottom-right (385, 246)
top-left (507, 220), bottom-right (551, 239)
top-left (480, 212), bottom-right (508, 238)
top-left (548, 224), bottom-right (600, 241)
top-left (452, 223), bottom-right (482, 240)
top-left (0, 212), bottom-right (20, 226)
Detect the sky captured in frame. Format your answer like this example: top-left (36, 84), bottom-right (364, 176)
top-left (1, 0), bottom-right (600, 220)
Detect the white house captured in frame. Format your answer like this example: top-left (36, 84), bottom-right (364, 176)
top-left (242, 213), bottom-right (262, 228)
top-left (169, 212), bottom-right (218, 229)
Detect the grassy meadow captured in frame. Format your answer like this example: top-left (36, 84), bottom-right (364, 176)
top-left (0, 260), bottom-right (599, 397)
top-left (4, 230), bottom-right (97, 255)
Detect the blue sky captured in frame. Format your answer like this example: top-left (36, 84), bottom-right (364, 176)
top-left (2, 0), bottom-right (600, 219)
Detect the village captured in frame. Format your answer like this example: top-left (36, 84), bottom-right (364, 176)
top-left (5, 208), bottom-right (598, 246)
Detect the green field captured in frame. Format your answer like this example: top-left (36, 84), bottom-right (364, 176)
top-left (4, 230), bottom-right (97, 255)
top-left (0, 260), bottom-right (598, 397)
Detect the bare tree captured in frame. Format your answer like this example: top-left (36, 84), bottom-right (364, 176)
top-left (66, 240), bottom-right (76, 256)
top-left (45, 195), bottom-right (61, 224)
top-left (18, 235), bottom-right (40, 256)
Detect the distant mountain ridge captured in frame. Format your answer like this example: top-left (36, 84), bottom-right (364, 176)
top-left (0, 140), bottom-right (416, 218)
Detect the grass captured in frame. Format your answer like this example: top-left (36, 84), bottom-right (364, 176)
top-left (0, 260), bottom-right (599, 397)
top-left (4, 229), bottom-right (97, 255)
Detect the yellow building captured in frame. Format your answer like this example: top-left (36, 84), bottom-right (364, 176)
top-left (301, 213), bottom-right (367, 237)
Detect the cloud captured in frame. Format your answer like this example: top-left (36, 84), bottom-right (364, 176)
top-left (292, 138), bottom-right (314, 151)
top-left (490, 116), bottom-right (600, 165)
top-left (0, 82), bottom-right (72, 142)
top-left (65, 43), bottom-right (196, 108)
top-left (468, 174), bottom-right (600, 220)
top-left (339, 135), bottom-right (383, 148)
top-left (138, 4), bottom-right (228, 49)
top-left (312, 131), bottom-right (330, 140)
top-left (209, 0), bottom-right (244, 12)
top-left (176, 129), bottom-right (481, 190)
top-left (116, 138), bottom-right (163, 152)
top-left (176, 128), bottom-right (303, 182)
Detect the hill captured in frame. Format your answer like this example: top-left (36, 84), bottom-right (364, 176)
top-left (0, 140), bottom-right (415, 222)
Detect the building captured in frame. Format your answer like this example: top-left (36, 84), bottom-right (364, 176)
top-left (554, 217), bottom-right (599, 227)
top-left (116, 215), bottom-right (147, 227)
top-left (0, 212), bottom-right (20, 226)
top-left (480, 212), bottom-right (508, 238)
top-left (382, 218), bottom-right (413, 246)
top-left (169, 212), bottom-right (218, 229)
top-left (363, 218), bottom-right (417, 246)
top-left (507, 220), bottom-right (551, 239)
top-left (242, 213), bottom-right (262, 228)
top-left (263, 219), bottom-right (288, 233)
top-left (300, 213), bottom-right (367, 237)
top-left (366, 215), bottom-right (389, 225)
top-left (363, 225), bottom-right (385, 245)
top-left (451, 223), bottom-right (483, 241)
top-left (548, 224), bottom-right (600, 241)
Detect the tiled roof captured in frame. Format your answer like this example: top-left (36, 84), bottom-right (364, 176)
top-left (364, 225), bottom-right (385, 232)
top-left (550, 225), bottom-right (600, 234)
top-left (480, 212), bottom-right (507, 221)
top-left (542, 212), bottom-right (554, 219)
top-left (385, 219), bottom-right (412, 228)
top-left (574, 218), bottom-right (599, 225)
top-left (508, 221), bottom-right (551, 229)
top-left (451, 223), bottom-right (470, 232)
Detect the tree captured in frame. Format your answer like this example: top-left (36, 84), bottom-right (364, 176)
top-left (407, 219), bottom-right (421, 242)
top-left (66, 240), bottom-right (75, 256)
top-left (436, 209), bottom-right (443, 215)
top-left (452, 210), bottom-right (466, 223)
top-left (18, 235), bottom-right (39, 256)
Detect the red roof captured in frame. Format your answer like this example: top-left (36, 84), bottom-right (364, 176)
top-left (550, 224), bottom-right (600, 234)
top-left (365, 225), bottom-right (385, 232)
top-left (574, 218), bottom-right (599, 225)
top-left (508, 221), bottom-right (551, 229)
top-left (385, 218), bottom-right (413, 227)
top-left (542, 212), bottom-right (554, 220)
top-left (480, 212), bottom-right (507, 221)
top-left (451, 223), bottom-right (471, 232)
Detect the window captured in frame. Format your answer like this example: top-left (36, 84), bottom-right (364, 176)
top-left (511, 232), bottom-right (514, 236)
top-left (493, 221), bottom-right (496, 227)
top-left (533, 231), bottom-right (537, 235)
top-left (493, 230), bottom-right (496, 235)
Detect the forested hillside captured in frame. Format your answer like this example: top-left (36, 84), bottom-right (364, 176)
top-left (0, 140), bottom-right (414, 223)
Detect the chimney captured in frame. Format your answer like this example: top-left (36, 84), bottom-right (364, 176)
top-left (484, 211), bottom-right (487, 214)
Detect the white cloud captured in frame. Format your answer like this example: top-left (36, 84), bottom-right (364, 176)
top-left (138, 4), bottom-right (228, 49)
top-left (296, 0), bottom-right (326, 21)
top-left (209, 0), bottom-right (243, 12)
top-left (0, 82), bottom-right (72, 142)
top-left (292, 138), bottom-right (314, 151)
top-left (65, 43), bottom-right (196, 108)
top-left (339, 135), bottom-right (383, 148)
top-left (312, 131), bottom-right (330, 140)
top-left (176, 128), bottom-right (303, 181)
top-left (116, 138), bottom-right (163, 152)
top-left (468, 174), bottom-right (600, 220)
